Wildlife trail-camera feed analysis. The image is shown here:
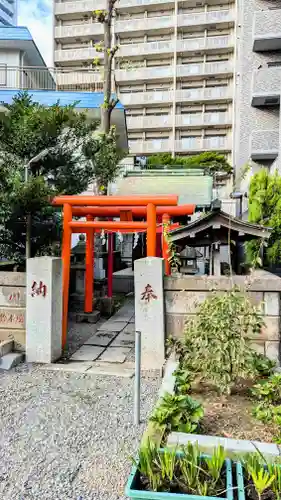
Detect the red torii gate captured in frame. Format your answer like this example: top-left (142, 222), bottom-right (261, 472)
top-left (52, 195), bottom-right (195, 347)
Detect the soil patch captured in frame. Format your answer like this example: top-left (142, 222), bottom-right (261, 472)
top-left (193, 388), bottom-right (277, 443)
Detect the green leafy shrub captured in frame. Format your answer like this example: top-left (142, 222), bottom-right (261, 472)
top-left (146, 152), bottom-right (232, 174)
top-left (252, 352), bottom-right (276, 377)
top-left (149, 392), bottom-right (203, 433)
top-left (169, 288), bottom-right (264, 395)
top-left (247, 168), bottom-right (281, 265)
top-left (173, 368), bottom-right (193, 395)
top-left (252, 374), bottom-right (281, 404)
top-left (132, 441), bottom-right (228, 495)
top-left (252, 374), bottom-right (281, 440)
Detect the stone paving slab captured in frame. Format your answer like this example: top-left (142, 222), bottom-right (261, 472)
top-left (129, 316), bottom-right (135, 323)
top-left (86, 363), bottom-right (134, 378)
top-left (41, 362), bottom-right (93, 373)
top-left (84, 331), bottom-right (118, 347)
top-left (122, 323), bottom-right (135, 335)
top-left (111, 331), bottom-right (134, 348)
top-left (70, 345), bottom-right (105, 361)
top-left (112, 314), bottom-right (132, 322)
top-left (99, 346), bottom-right (131, 363)
top-left (97, 321), bottom-right (127, 333)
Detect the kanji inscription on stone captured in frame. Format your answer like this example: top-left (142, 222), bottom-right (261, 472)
top-left (31, 281), bottom-right (47, 298)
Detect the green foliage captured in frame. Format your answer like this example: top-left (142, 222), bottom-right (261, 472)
top-left (240, 452), bottom-right (281, 500)
top-left (149, 392), bottom-right (204, 434)
top-left (173, 368), bottom-right (193, 395)
top-left (252, 352), bottom-right (276, 377)
top-left (147, 152), bottom-right (232, 174)
top-left (169, 288), bottom-right (264, 394)
top-left (83, 126), bottom-right (125, 194)
top-left (249, 467), bottom-right (275, 500)
top-left (252, 374), bottom-right (281, 404)
top-left (252, 374), bottom-right (281, 430)
top-left (133, 442), bottom-right (228, 495)
top-left (252, 374), bottom-right (281, 442)
top-left (247, 168), bottom-right (281, 265)
top-left (162, 221), bottom-right (181, 272)
top-left (0, 91), bottom-right (121, 262)
top-left (132, 440), bottom-right (162, 491)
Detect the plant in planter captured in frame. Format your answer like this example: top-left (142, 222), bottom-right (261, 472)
top-left (126, 441), bottom-right (233, 499)
top-left (236, 452), bottom-right (281, 500)
top-left (149, 392), bottom-right (204, 434)
top-left (169, 288), bottom-right (264, 395)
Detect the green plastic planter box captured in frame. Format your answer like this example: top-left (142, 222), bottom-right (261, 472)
top-left (235, 462), bottom-right (245, 500)
top-left (125, 454), bottom-right (234, 500)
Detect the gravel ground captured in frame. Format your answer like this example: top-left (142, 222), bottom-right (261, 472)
top-left (0, 365), bottom-right (160, 500)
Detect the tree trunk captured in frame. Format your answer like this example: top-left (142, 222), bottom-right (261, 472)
top-left (101, 0), bottom-right (113, 135)
top-left (101, 107), bottom-right (110, 134)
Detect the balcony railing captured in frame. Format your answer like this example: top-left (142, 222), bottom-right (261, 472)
top-left (175, 136), bottom-right (230, 152)
top-left (129, 136), bottom-right (230, 154)
top-left (129, 139), bottom-right (172, 153)
top-left (178, 9), bottom-right (234, 28)
top-left (118, 35), bottom-right (233, 57)
top-left (55, 23), bottom-right (103, 39)
top-left (115, 61), bottom-right (232, 82)
top-left (251, 130), bottom-right (279, 160)
top-left (54, 0), bottom-right (100, 16)
top-left (114, 9), bottom-right (234, 34)
top-left (54, 47), bottom-right (100, 63)
top-left (54, 0), bottom-right (233, 15)
top-left (127, 115), bottom-right (173, 129)
top-left (127, 112), bottom-right (231, 129)
top-left (176, 112), bottom-right (232, 127)
top-left (253, 10), bottom-right (281, 51)
top-left (0, 66), bottom-right (103, 92)
top-left (120, 86), bottom-right (232, 106)
top-left (252, 68), bottom-right (281, 106)
top-left (177, 61), bottom-right (232, 78)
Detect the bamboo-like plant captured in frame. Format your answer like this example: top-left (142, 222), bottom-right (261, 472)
top-left (131, 442), bottom-right (228, 495)
top-left (247, 467), bottom-right (275, 500)
top-left (205, 445), bottom-right (226, 484)
top-left (132, 441), bottom-right (161, 492)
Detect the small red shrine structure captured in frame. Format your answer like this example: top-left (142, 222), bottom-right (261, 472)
top-left (52, 195), bottom-right (195, 346)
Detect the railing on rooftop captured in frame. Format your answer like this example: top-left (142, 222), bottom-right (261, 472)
top-left (0, 66), bottom-right (103, 92)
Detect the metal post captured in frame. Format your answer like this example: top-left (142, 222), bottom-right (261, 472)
top-left (134, 330), bottom-right (141, 425)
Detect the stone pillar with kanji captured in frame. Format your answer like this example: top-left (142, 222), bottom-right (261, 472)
top-left (26, 257), bottom-right (63, 363)
top-left (134, 257), bottom-right (165, 370)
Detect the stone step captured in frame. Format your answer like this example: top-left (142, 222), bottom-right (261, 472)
top-left (0, 352), bottom-right (24, 370)
top-left (0, 339), bottom-right (14, 357)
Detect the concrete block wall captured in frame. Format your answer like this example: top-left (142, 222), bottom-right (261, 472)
top-left (0, 272), bottom-right (26, 351)
top-left (164, 270), bottom-right (281, 363)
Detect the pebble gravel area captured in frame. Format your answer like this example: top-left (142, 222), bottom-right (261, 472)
top-left (0, 365), bottom-right (160, 500)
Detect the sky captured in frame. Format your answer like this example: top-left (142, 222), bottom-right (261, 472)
top-left (18, 0), bottom-right (53, 66)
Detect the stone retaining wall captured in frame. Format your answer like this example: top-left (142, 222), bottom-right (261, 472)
top-left (0, 272), bottom-right (26, 351)
top-left (164, 270), bottom-right (281, 363)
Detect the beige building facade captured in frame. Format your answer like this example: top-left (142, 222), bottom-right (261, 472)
top-left (53, 0), bottom-right (235, 162)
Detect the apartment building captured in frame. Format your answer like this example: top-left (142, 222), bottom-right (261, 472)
top-left (53, 0), bottom-right (236, 161)
top-left (234, 0), bottom-right (281, 180)
top-left (0, 0), bottom-right (16, 26)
